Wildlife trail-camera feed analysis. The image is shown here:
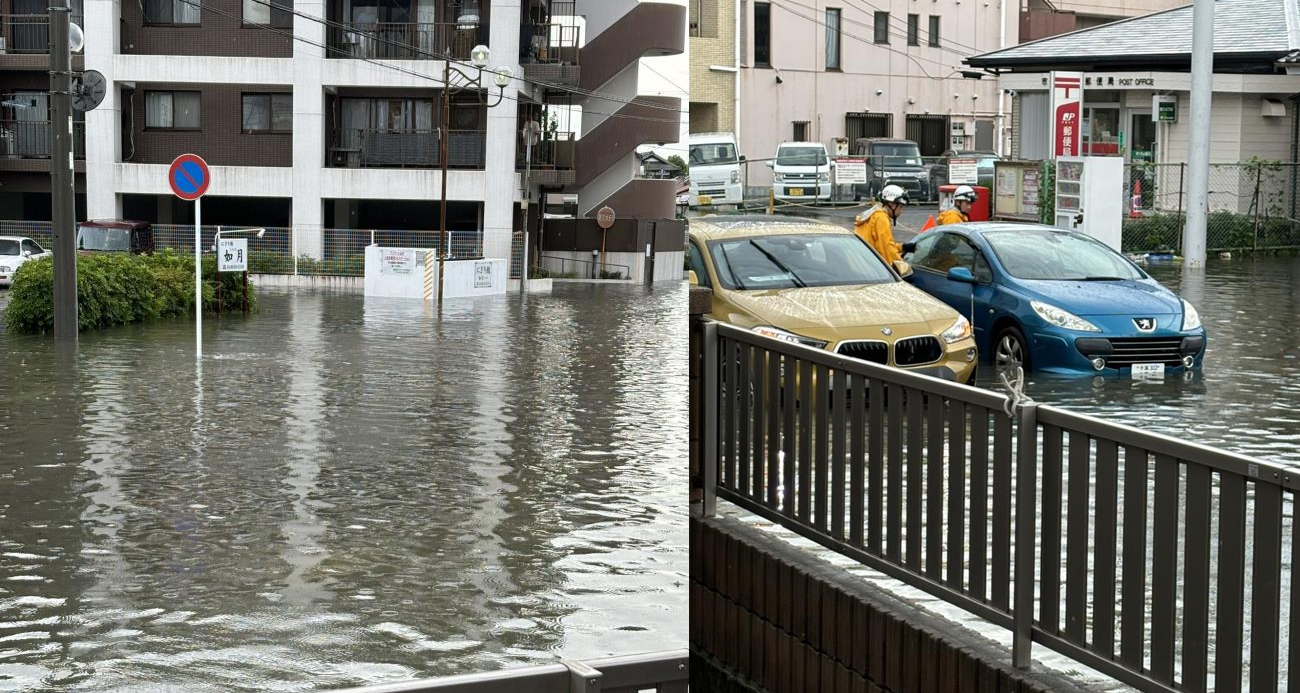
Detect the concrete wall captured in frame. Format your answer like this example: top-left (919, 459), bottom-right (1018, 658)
top-left (444, 258), bottom-right (508, 296)
top-left (692, 514), bottom-right (1105, 693)
top-left (738, 0), bottom-right (1016, 184)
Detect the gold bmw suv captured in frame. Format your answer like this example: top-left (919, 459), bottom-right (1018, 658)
top-left (687, 215), bottom-right (978, 383)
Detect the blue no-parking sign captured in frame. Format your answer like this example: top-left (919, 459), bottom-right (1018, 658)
top-left (169, 153), bottom-right (210, 200)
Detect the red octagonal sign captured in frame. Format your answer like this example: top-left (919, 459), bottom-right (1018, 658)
top-left (169, 153), bottom-right (211, 201)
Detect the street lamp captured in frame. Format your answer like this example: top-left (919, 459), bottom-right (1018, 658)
top-left (211, 226), bottom-right (266, 252)
top-left (438, 45), bottom-right (510, 303)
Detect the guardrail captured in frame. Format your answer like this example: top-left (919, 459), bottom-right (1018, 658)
top-left (534, 254), bottom-right (630, 280)
top-left (327, 128), bottom-right (486, 169)
top-left (0, 120), bottom-right (85, 159)
top-left (700, 319), bottom-right (1297, 693)
top-left (0, 14), bottom-right (83, 53)
top-left (326, 21), bottom-right (489, 61)
top-left (330, 650), bottom-right (687, 693)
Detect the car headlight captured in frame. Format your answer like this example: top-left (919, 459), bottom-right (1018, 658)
top-left (0, 265), bottom-right (10, 273)
top-left (1181, 299), bottom-right (1202, 331)
top-left (1031, 300), bottom-right (1101, 332)
top-left (940, 315), bottom-right (973, 344)
top-left (818, 172), bottom-right (829, 183)
top-left (730, 170), bottom-right (740, 184)
top-left (751, 325), bottom-right (829, 349)
top-left (881, 171), bottom-right (892, 178)
top-left (774, 173), bottom-right (785, 182)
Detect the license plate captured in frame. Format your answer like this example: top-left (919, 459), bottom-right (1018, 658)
top-left (699, 195), bottom-right (713, 205)
top-left (790, 188), bottom-right (804, 196)
top-left (1131, 363), bottom-right (1165, 379)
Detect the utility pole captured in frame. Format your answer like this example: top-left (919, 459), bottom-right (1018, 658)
top-left (1183, 0), bottom-right (1213, 268)
top-left (50, 0), bottom-right (77, 339)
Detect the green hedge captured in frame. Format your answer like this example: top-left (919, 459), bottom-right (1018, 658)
top-left (1123, 212), bottom-right (1300, 252)
top-left (5, 250), bottom-right (257, 334)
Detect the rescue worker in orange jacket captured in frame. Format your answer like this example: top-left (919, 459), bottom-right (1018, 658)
top-left (937, 185), bottom-right (978, 225)
top-left (853, 184), bottom-right (909, 264)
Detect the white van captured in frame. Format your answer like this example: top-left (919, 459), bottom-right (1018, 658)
top-left (688, 132), bottom-right (743, 207)
top-left (769, 141), bottom-right (833, 202)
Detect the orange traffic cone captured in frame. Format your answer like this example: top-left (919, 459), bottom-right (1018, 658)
top-left (1130, 179), bottom-right (1143, 218)
top-left (919, 215), bottom-right (936, 233)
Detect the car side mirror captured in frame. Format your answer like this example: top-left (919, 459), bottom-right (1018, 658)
top-left (22, 250), bottom-right (32, 257)
top-left (688, 270), bottom-right (700, 286)
top-left (947, 267), bottom-right (977, 284)
top-left (739, 155), bottom-right (747, 162)
top-left (892, 260), bottom-right (913, 278)
top-left (765, 161), bottom-right (774, 169)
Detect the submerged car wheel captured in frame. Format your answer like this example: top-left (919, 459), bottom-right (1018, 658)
top-left (994, 325), bottom-right (1031, 373)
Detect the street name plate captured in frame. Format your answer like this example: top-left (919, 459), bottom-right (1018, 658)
top-left (218, 238), bottom-right (247, 273)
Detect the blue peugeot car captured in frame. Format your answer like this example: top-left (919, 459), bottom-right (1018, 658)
top-left (903, 223), bottom-right (1207, 376)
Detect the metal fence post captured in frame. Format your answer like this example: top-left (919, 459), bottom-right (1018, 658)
top-left (1012, 401), bottom-right (1040, 670)
top-left (702, 321), bottom-right (719, 518)
top-left (1177, 163), bottom-right (1186, 252)
top-left (292, 226), bottom-right (298, 276)
top-left (1254, 164), bottom-right (1263, 250)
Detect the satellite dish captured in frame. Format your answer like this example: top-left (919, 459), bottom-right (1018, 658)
top-left (522, 119), bottom-right (543, 146)
top-left (72, 70), bottom-right (107, 112)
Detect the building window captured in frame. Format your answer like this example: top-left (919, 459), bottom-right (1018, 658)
top-left (929, 16), bottom-right (940, 47)
top-left (143, 0), bottom-right (200, 25)
top-left (241, 93), bottom-right (292, 133)
top-left (754, 2), bottom-right (771, 66)
top-left (145, 91), bottom-right (200, 130)
top-left (243, 0), bottom-right (291, 27)
top-left (873, 12), bottom-right (889, 44)
top-left (825, 8), bottom-right (841, 70)
top-left (793, 121), bottom-right (809, 141)
top-left (907, 14), bottom-right (919, 46)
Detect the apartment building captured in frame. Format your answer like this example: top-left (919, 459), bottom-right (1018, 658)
top-left (0, 0), bottom-right (86, 220)
top-left (689, 0), bottom-right (737, 135)
top-left (60, 0), bottom-right (681, 276)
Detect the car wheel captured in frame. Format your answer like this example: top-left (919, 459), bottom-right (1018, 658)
top-left (994, 325), bottom-right (1031, 373)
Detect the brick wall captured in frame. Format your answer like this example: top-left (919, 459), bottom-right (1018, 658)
top-left (689, 0), bottom-right (735, 134)
top-left (121, 0), bottom-right (291, 57)
top-left (690, 515), bottom-right (1103, 693)
top-left (127, 84), bottom-right (292, 167)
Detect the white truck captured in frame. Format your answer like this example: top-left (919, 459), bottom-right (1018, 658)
top-left (687, 132), bottom-right (744, 208)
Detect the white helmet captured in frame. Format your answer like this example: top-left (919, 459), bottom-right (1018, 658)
top-left (953, 185), bottom-right (978, 203)
top-left (879, 184), bottom-right (910, 204)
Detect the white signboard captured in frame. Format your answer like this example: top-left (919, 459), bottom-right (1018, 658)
top-left (381, 249), bottom-right (415, 275)
top-left (834, 158), bottom-right (867, 185)
top-left (473, 260), bottom-right (493, 288)
top-left (948, 158), bottom-right (979, 185)
top-left (217, 238), bottom-right (247, 273)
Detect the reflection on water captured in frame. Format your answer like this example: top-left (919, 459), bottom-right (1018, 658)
top-left (0, 283), bottom-right (687, 692)
top-left (976, 257), bottom-right (1300, 464)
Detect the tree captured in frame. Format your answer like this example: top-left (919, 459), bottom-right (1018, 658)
top-left (667, 154), bottom-right (688, 174)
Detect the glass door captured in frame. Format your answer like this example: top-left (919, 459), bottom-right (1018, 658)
top-left (1128, 110), bottom-right (1157, 212)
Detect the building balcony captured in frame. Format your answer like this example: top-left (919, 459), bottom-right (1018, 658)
top-left (327, 128), bottom-right (486, 169)
top-left (520, 23), bottom-right (580, 87)
top-left (517, 130), bottom-right (575, 185)
top-left (0, 13), bottom-right (83, 54)
top-left (326, 21), bottom-right (488, 61)
top-left (0, 120), bottom-right (85, 170)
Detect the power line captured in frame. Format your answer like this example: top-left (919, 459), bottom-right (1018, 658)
top-left (782, 0), bottom-right (980, 64)
top-left (837, 0), bottom-right (985, 56)
top-left (240, 0), bottom-right (684, 114)
top-left (165, 0), bottom-right (685, 125)
top-left (770, 0), bottom-right (959, 79)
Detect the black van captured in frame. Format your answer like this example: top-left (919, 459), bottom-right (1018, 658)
top-left (76, 219), bottom-right (154, 254)
top-left (852, 138), bottom-right (932, 202)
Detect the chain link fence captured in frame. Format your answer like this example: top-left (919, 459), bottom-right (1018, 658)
top-left (0, 221), bottom-right (487, 277)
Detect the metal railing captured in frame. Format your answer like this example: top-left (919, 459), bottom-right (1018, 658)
top-left (326, 21), bottom-right (488, 61)
top-left (332, 650), bottom-right (687, 693)
top-left (327, 128), bottom-right (486, 169)
top-left (517, 131), bottom-right (576, 169)
top-left (0, 14), bottom-right (82, 53)
top-left (520, 23), bottom-right (580, 64)
top-left (534, 254), bottom-right (630, 280)
top-left (700, 319), bottom-right (1299, 693)
top-left (0, 120), bottom-right (85, 159)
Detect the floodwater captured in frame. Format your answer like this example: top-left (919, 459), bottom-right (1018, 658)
top-left (0, 283), bottom-right (687, 692)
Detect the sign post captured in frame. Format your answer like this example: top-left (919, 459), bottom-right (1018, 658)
top-left (1050, 72), bottom-right (1083, 158)
top-left (169, 153), bottom-right (211, 358)
top-left (596, 206), bottom-right (615, 277)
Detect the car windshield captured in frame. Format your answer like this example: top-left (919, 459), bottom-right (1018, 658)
top-left (872, 143), bottom-right (922, 166)
top-left (708, 233), bottom-right (895, 290)
top-left (776, 147), bottom-right (826, 166)
top-left (0, 239), bottom-right (19, 256)
top-left (984, 229), bottom-right (1146, 281)
top-left (77, 226), bottom-right (131, 251)
top-left (690, 142), bottom-right (737, 166)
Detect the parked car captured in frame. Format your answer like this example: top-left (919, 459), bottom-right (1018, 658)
top-left (688, 132), bottom-right (744, 207)
top-left (687, 215), bottom-right (978, 383)
top-left (76, 219), bottom-right (154, 254)
top-left (927, 150), bottom-right (999, 197)
top-left (0, 236), bottom-right (52, 287)
top-left (852, 138), bottom-right (931, 203)
top-left (904, 223), bottom-right (1207, 376)
top-left (768, 142), bottom-right (833, 203)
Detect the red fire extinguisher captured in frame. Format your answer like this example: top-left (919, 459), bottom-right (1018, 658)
top-left (1130, 178), bottom-right (1143, 218)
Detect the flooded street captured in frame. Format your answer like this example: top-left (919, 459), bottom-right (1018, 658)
top-left (0, 284), bottom-right (686, 692)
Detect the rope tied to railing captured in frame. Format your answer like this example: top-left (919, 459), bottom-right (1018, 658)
top-left (998, 366), bottom-right (1034, 419)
